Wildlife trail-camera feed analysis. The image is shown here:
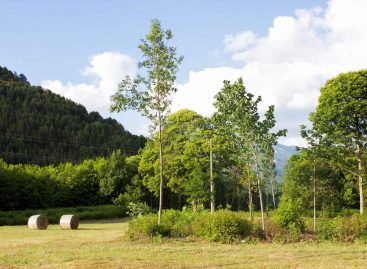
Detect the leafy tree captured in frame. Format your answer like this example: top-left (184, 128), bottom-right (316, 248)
top-left (282, 150), bottom-right (346, 217)
top-left (138, 109), bottom-right (211, 210)
top-left (310, 70), bottom-right (367, 214)
top-left (110, 20), bottom-right (183, 223)
top-left (213, 78), bottom-right (286, 229)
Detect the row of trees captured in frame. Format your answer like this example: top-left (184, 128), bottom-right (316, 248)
top-left (0, 151), bottom-right (137, 210)
top-left (111, 19), bottom-right (286, 227)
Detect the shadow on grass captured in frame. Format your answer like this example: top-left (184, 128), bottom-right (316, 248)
top-left (80, 217), bottom-right (130, 225)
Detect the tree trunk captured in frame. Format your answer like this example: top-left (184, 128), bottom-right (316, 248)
top-left (270, 174), bottom-right (276, 209)
top-left (237, 180), bottom-right (240, 212)
top-left (247, 166), bottom-right (254, 222)
top-left (157, 111), bottom-right (164, 225)
top-left (265, 186), bottom-right (269, 217)
top-left (192, 199), bottom-right (197, 212)
top-left (357, 143), bottom-right (364, 214)
top-left (253, 150), bottom-right (265, 230)
top-left (210, 138), bottom-right (215, 213)
top-left (313, 163), bottom-right (316, 232)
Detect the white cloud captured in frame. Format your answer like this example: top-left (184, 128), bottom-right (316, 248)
top-left (224, 31), bottom-right (256, 52)
top-left (41, 52), bottom-right (151, 136)
top-left (173, 0), bottom-right (367, 146)
top-left (42, 52), bottom-right (135, 115)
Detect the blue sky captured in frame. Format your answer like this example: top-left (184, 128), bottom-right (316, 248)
top-left (2, 0), bottom-right (367, 146)
top-left (2, 0), bottom-right (326, 84)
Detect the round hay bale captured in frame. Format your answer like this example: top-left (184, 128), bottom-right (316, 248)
top-left (59, 215), bottom-right (79, 230)
top-left (28, 215), bottom-right (48, 230)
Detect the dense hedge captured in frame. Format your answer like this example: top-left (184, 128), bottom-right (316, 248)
top-left (0, 152), bottom-right (139, 211)
top-left (0, 205), bottom-right (126, 226)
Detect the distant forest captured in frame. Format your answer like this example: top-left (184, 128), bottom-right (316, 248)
top-left (0, 66), bottom-right (146, 165)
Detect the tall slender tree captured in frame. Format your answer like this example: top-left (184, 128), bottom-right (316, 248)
top-left (110, 19), bottom-right (183, 224)
top-left (213, 78), bottom-right (285, 230)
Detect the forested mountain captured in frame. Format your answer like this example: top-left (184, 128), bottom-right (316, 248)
top-left (0, 66), bottom-right (146, 165)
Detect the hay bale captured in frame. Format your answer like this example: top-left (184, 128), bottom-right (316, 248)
top-left (28, 215), bottom-right (48, 230)
top-left (59, 215), bottom-right (79, 230)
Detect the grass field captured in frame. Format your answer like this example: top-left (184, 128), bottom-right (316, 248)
top-left (1, 219), bottom-right (367, 269)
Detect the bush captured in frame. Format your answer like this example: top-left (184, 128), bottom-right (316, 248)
top-left (127, 209), bottom-right (253, 243)
top-left (317, 219), bottom-right (336, 241)
top-left (193, 210), bottom-right (252, 243)
top-left (274, 197), bottom-right (304, 232)
top-left (316, 214), bottom-right (367, 242)
top-left (126, 202), bottom-right (151, 218)
top-left (262, 219), bottom-right (300, 243)
top-left (128, 214), bottom-right (170, 240)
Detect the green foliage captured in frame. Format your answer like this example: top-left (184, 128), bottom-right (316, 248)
top-left (193, 210), bottom-right (252, 243)
top-left (0, 150), bottom-right (140, 211)
top-left (0, 66), bottom-right (145, 165)
top-left (111, 20), bottom-right (183, 223)
top-left (274, 197), bottom-right (304, 231)
top-left (317, 214), bottom-right (367, 242)
top-left (263, 219), bottom-right (301, 243)
top-left (310, 70), bottom-right (367, 213)
top-left (0, 205), bottom-right (126, 226)
top-left (127, 210), bottom-right (253, 243)
top-left (138, 109), bottom-right (211, 205)
top-left (128, 214), bottom-right (170, 240)
top-left (213, 78), bottom-right (286, 228)
top-left (126, 202), bottom-right (151, 218)
top-left (281, 151), bottom-right (346, 214)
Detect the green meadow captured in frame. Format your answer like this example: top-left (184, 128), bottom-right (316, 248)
top-left (1, 219), bottom-right (367, 269)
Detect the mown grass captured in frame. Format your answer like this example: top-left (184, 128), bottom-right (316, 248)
top-left (1, 219), bottom-right (367, 268)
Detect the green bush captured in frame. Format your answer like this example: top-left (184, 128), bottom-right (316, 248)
top-left (128, 214), bottom-right (170, 240)
top-left (262, 219), bottom-right (300, 243)
top-left (162, 209), bottom-right (198, 237)
top-left (126, 202), bottom-right (151, 218)
top-left (316, 214), bottom-right (367, 242)
top-left (128, 210), bottom-right (252, 243)
top-left (317, 219), bottom-right (336, 241)
top-left (193, 210), bottom-right (252, 243)
top-left (274, 197), bottom-right (304, 232)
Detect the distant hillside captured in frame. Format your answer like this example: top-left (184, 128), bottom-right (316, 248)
top-left (274, 144), bottom-right (297, 180)
top-left (0, 66), bottom-right (146, 165)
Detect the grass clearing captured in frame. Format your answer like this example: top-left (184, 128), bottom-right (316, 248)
top-left (1, 219), bottom-right (367, 268)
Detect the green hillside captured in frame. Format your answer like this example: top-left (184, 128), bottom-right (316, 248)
top-left (0, 66), bottom-right (146, 165)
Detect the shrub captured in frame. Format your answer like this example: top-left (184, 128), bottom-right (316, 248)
top-left (317, 219), bottom-right (336, 241)
top-left (262, 219), bottom-right (301, 243)
top-left (126, 202), bottom-right (151, 218)
top-left (193, 210), bottom-right (252, 243)
top-left (316, 214), bottom-right (367, 242)
top-left (274, 197), bottom-right (304, 232)
top-left (162, 209), bottom-right (197, 237)
top-left (128, 214), bottom-right (170, 240)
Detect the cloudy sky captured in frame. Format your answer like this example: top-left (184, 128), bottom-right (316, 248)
top-left (2, 0), bottom-right (367, 146)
